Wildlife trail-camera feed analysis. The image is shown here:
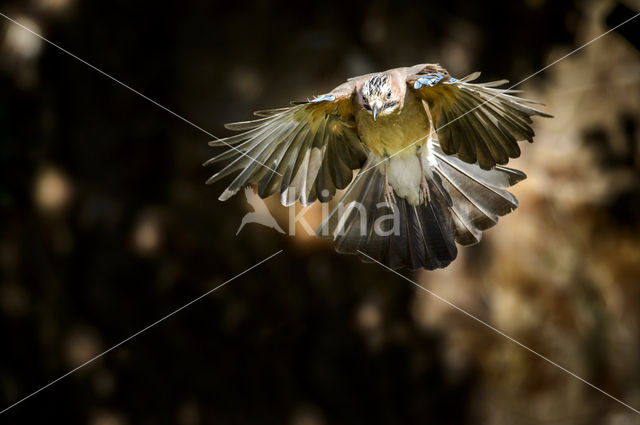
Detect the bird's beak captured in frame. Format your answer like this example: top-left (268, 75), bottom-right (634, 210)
top-left (372, 105), bottom-right (380, 121)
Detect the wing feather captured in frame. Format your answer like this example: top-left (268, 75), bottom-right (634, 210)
top-left (256, 121), bottom-right (308, 197)
top-left (206, 85), bottom-right (368, 205)
top-left (407, 64), bottom-right (551, 169)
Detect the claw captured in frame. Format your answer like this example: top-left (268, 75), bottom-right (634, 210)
top-left (384, 183), bottom-right (396, 206)
top-left (419, 176), bottom-right (430, 204)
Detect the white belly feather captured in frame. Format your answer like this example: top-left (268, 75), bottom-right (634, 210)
top-left (387, 154), bottom-right (421, 205)
top-left (381, 140), bottom-right (437, 206)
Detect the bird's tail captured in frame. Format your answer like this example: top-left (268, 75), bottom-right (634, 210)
top-left (316, 142), bottom-right (526, 270)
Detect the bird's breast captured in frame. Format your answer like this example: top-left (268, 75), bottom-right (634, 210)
top-left (355, 93), bottom-right (431, 158)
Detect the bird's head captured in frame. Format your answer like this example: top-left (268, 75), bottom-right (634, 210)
top-left (359, 74), bottom-right (403, 121)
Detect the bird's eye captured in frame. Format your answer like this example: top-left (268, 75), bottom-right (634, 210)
top-left (387, 91), bottom-right (392, 98)
top-left (363, 103), bottom-right (371, 111)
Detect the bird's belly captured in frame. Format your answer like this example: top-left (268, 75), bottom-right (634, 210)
top-left (386, 154), bottom-right (423, 205)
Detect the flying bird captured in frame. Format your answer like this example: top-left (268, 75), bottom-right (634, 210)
top-left (205, 63), bottom-right (551, 269)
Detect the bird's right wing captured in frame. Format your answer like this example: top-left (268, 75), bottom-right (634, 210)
top-left (205, 81), bottom-right (368, 206)
top-left (407, 64), bottom-right (552, 170)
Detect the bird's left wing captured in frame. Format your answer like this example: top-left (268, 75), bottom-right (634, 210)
top-left (407, 64), bottom-right (551, 170)
top-left (205, 82), bottom-right (367, 206)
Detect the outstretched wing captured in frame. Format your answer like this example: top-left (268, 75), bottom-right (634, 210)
top-left (205, 82), bottom-right (367, 206)
top-left (407, 64), bottom-right (551, 170)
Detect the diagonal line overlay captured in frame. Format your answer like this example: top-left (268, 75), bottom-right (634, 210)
top-left (0, 11), bottom-right (282, 176)
top-left (0, 250), bottom-right (283, 416)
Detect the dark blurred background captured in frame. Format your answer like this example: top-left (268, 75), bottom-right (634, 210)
top-left (1, 0), bottom-right (640, 424)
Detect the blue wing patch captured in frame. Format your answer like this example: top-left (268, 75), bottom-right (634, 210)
top-left (413, 73), bottom-right (445, 89)
top-left (310, 94), bottom-right (336, 103)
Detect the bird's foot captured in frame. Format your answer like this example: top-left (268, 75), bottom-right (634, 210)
top-left (419, 177), bottom-right (431, 204)
top-left (383, 183), bottom-right (396, 207)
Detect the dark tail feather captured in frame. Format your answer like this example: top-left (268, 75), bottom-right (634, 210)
top-left (430, 141), bottom-right (525, 246)
top-left (316, 155), bottom-right (457, 270)
top-left (317, 144), bottom-right (526, 269)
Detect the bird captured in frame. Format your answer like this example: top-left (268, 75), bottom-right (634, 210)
top-left (236, 186), bottom-right (285, 235)
top-left (205, 63), bottom-right (551, 270)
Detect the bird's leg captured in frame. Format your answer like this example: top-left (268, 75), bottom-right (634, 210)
top-left (417, 152), bottom-right (431, 204)
top-left (419, 99), bottom-right (436, 205)
top-left (421, 99), bottom-right (438, 142)
top-left (383, 160), bottom-right (396, 206)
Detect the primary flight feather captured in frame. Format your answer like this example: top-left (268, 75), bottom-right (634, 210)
top-left (206, 63), bottom-right (551, 269)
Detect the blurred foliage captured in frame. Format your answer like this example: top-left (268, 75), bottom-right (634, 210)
top-left (1, 0), bottom-right (639, 424)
